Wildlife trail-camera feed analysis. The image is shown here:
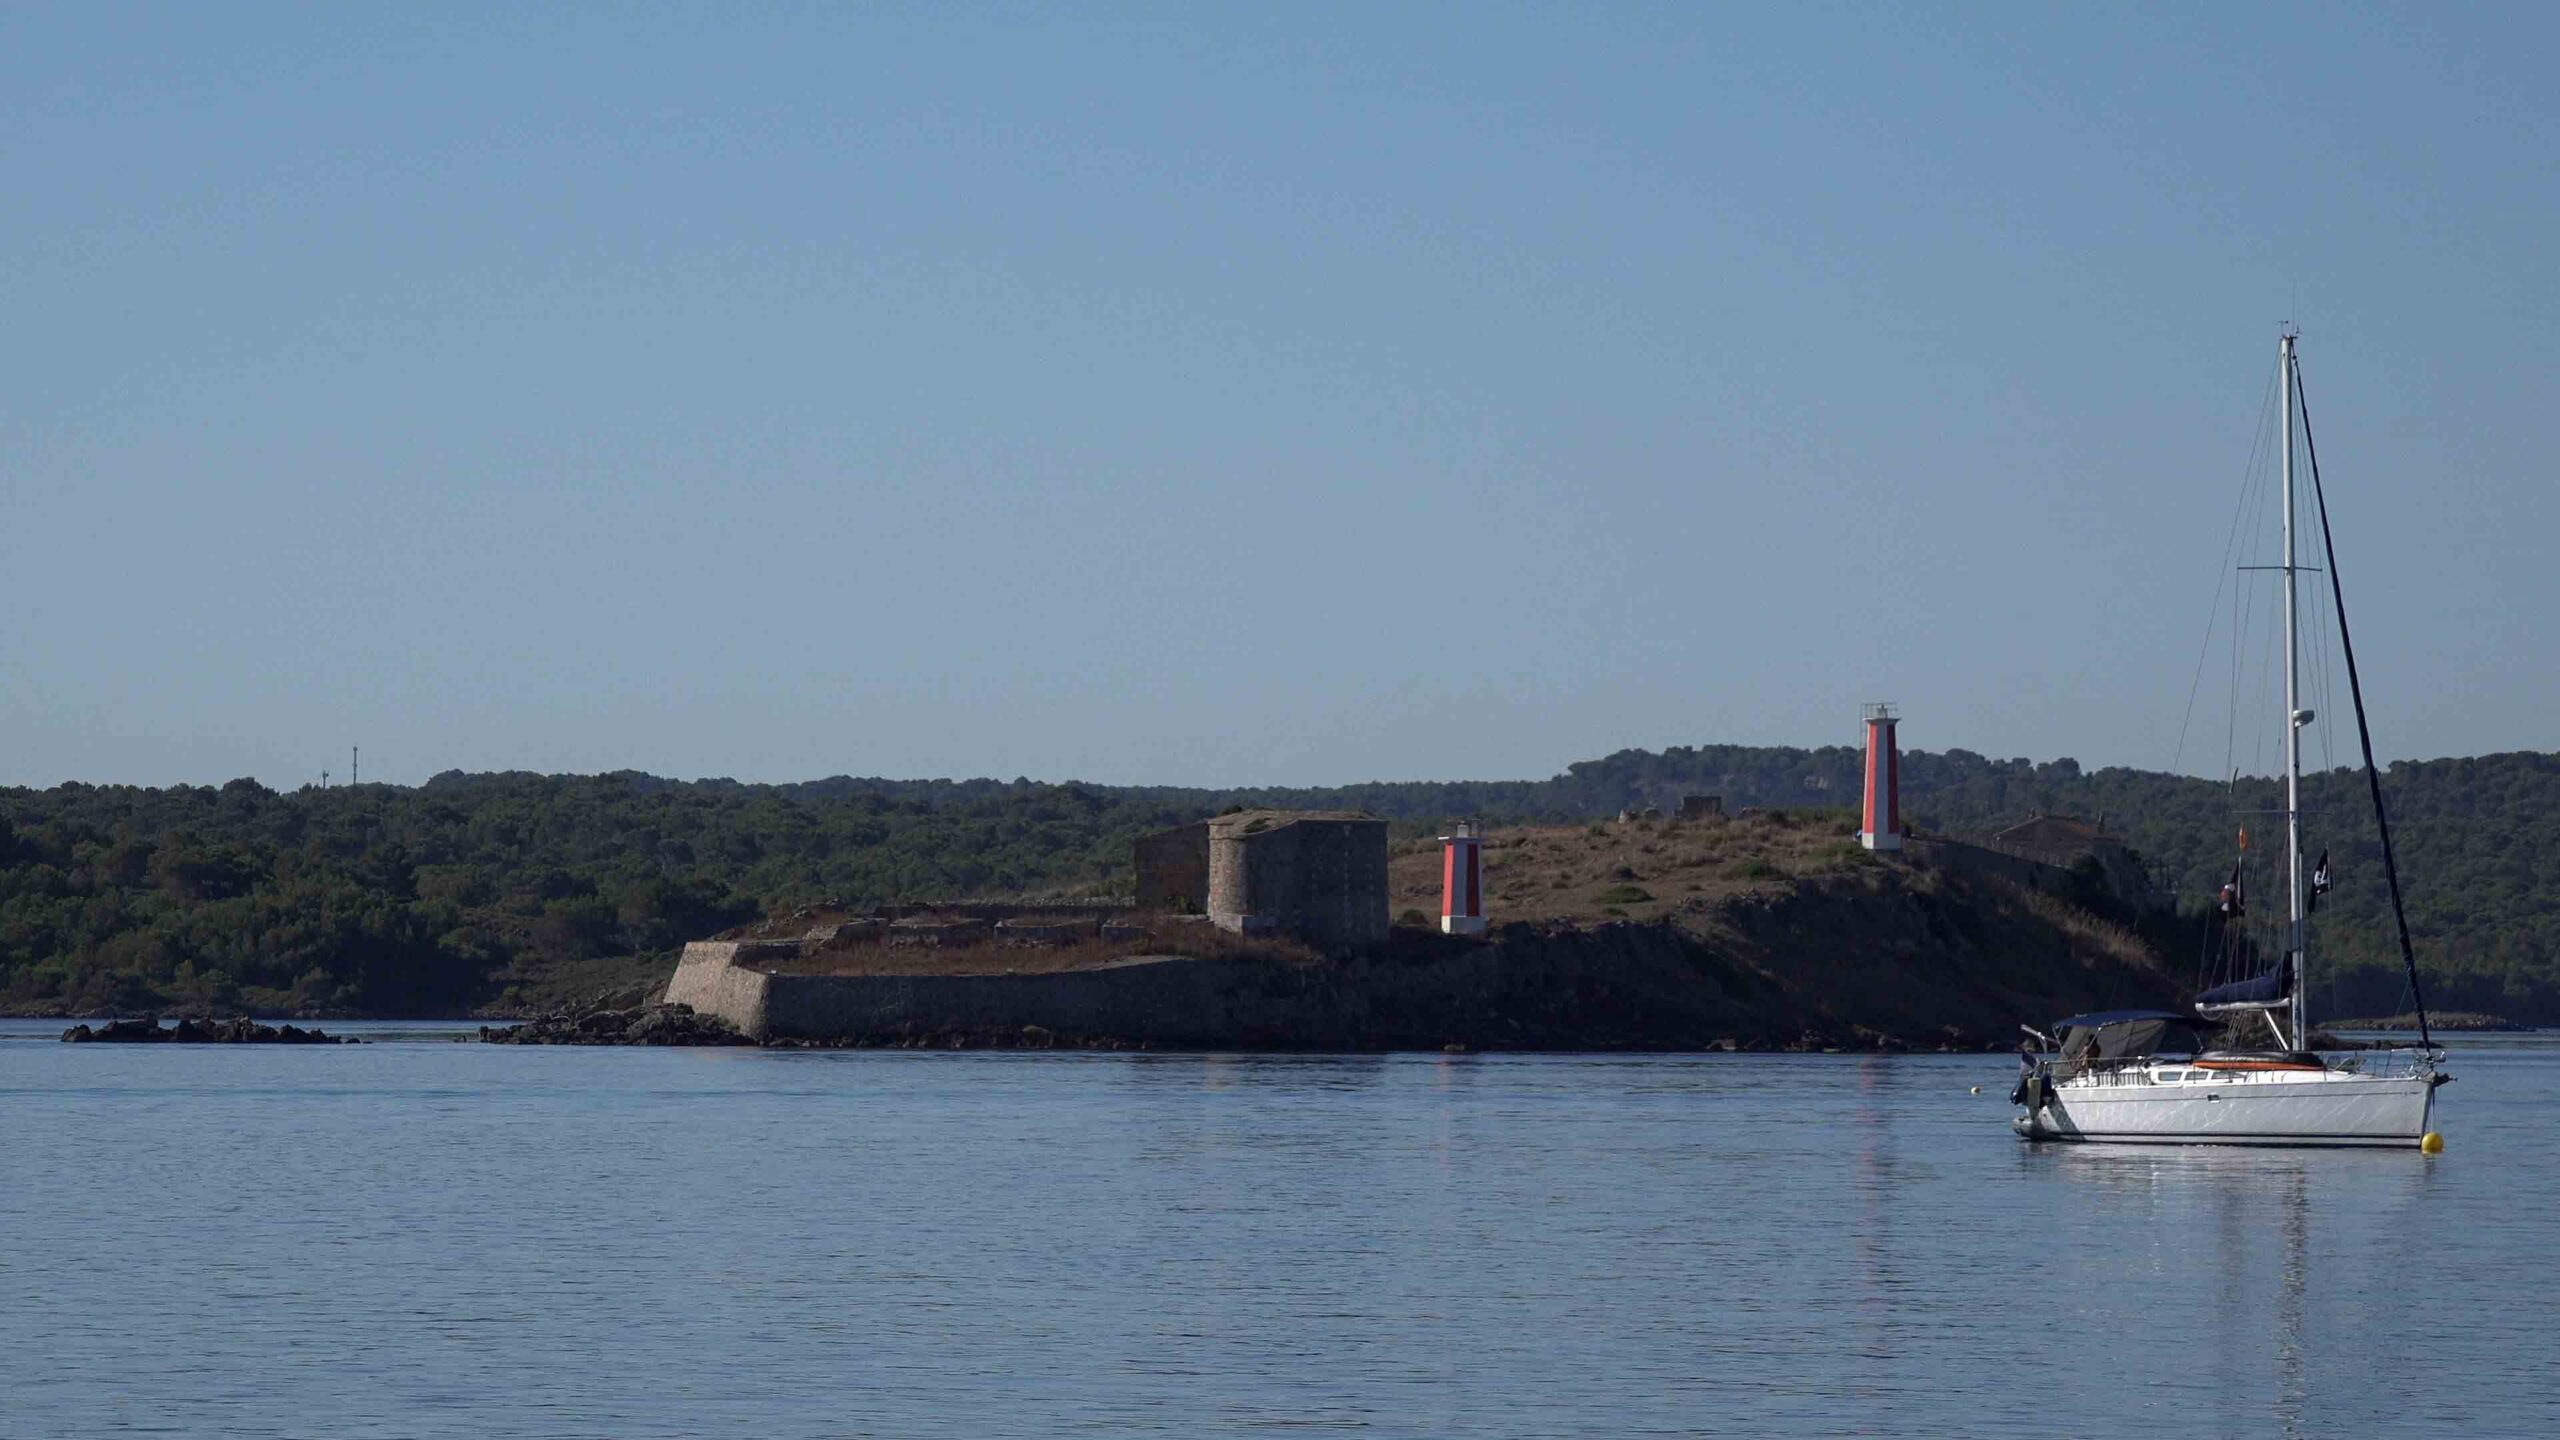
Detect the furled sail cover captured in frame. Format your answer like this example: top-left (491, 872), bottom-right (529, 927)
top-left (2050, 1010), bottom-right (2202, 1060)
top-left (2195, 968), bottom-right (2288, 1007)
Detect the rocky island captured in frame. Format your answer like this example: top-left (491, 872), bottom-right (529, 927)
top-left (553, 806), bottom-right (2190, 1053)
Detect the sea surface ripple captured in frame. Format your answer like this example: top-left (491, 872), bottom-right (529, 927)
top-left (2, 1023), bottom-right (2552, 1438)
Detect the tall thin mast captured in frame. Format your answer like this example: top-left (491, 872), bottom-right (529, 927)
top-left (2281, 331), bottom-right (2308, 1050)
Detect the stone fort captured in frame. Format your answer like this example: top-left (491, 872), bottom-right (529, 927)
top-left (1134, 809), bottom-right (1389, 951)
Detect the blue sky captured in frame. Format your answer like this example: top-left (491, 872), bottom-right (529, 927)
top-left (4, 3), bottom-right (2553, 788)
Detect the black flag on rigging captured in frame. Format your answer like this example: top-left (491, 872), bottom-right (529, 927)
top-left (2217, 862), bottom-right (2245, 918)
top-left (2311, 849), bottom-right (2333, 911)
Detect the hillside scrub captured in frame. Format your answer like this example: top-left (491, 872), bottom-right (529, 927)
top-left (1, 745), bottom-right (2551, 1021)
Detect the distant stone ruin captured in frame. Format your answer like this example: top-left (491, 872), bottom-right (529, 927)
top-left (1132, 821), bottom-right (1210, 912)
top-left (996, 916), bottom-right (1101, 948)
top-left (803, 919), bottom-right (883, 954)
top-left (888, 916), bottom-right (991, 948)
top-left (1205, 810), bottom-right (1390, 951)
top-left (1905, 812), bottom-right (2149, 904)
top-left (1132, 810), bottom-right (1390, 951)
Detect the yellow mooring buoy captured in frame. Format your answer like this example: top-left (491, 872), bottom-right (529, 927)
top-left (2421, 1132), bottom-right (2445, 1154)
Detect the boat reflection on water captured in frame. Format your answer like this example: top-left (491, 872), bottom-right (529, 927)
top-left (2022, 1142), bottom-right (2435, 1432)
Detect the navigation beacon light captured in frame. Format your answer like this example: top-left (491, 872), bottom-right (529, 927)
top-left (1440, 822), bottom-right (1487, 935)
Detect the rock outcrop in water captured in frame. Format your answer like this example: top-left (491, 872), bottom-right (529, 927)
top-left (61, 1017), bottom-right (356, 1044)
top-left (477, 1002), bottom-right (752, 1046)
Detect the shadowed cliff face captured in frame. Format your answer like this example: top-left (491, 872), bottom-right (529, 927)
top-left (1695, 865), bottom-right (2185, 1046)
top-left (1320, 863), bottom-right (2179, 1052)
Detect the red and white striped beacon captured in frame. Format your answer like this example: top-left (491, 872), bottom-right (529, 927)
top-left (1859, 703), bottom-right (1902, 852)
top-left (1440, 821), bottom-right (1487, 935)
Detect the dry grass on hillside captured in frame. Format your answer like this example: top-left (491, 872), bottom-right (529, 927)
top-left (2001, 883), bottom-right (2154, 973)
top-left (1387, 809), bottom-right (1875, 926)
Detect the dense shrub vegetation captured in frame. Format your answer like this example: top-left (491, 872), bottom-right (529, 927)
top-left (1, 746), bottom-right (2549, 1020)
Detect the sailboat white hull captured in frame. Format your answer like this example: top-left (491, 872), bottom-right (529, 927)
top-left (2005, 339), bottom-right (2454, 1150)
top-left (2016, 1068), bottom-right (2438, 1147)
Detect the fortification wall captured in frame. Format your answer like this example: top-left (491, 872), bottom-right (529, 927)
top-left (1133, 824), bottom-right (1209, 912)
top-left (661, 944), bottom-right (1325, 1045)
top-left (996, 916), bottom-right (1101, 946)
top-left (1207, 814), bottom-right (1389, 951)
top-left (875, 901), bottom-right (1129, 922)
top-left (1907, 836), bottom-right (2062, 893)
top-left (759, 957), bottom-right (1275, 1044)
top-left (1206, 828), bottom-right (1250, 923)
top-left (663, 941), bottom-right (778, 1035)
top-left (1910, 834), bottom-right (2150, 905)
top-left (888, 916), bottom-right (990, 948)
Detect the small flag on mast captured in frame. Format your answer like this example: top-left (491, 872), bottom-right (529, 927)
top-left (2311, 849), bottom-right (2333, 910)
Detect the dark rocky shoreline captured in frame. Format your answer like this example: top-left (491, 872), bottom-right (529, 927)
top-left (2331, 1010), bottom-right (2531, 1032)
top-left (478, 1002), bottom-right (753, 1046)
top-left (474, 997), bottom-right (2016, 1055)
top-left (61, 1017), bottom-right (357, 1044)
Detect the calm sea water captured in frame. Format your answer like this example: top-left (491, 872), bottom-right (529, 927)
top-left (2, 1022), bottom-right (2552, 1439)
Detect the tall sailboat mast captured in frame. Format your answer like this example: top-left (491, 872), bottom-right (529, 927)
top-left (2011, 333), bottom-right (2448, 1146)
top-left (2280, 330), bottom-right (2308, 1050)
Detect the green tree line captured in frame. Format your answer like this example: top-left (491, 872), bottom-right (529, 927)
top-left (1, 747), bottom-right (2548, 1020)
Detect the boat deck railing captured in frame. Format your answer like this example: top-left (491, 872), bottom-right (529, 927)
top-left (2047, 1049), bottom-right (2439, 1085)
top-left (2320, 1048), bottom-right (2444, 1079)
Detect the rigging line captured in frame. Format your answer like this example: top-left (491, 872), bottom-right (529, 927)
top-left (2292, 351), bottom-right (2434, 1048)
top-left (2315, 563), bottom-right (2340, 776)
top-left (2305, 580), bottom-right (2327, 771)
top-left (2175, 366), bottom-right (2281, 775)
top-left (2297, 424), bottom-right (2342, 787)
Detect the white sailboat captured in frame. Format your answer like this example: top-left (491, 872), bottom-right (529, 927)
top-left (2013, 332), bottom-right (2451, 1148)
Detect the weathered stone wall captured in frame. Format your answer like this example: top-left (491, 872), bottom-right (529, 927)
top-left (888, 917), bottom-right (991, 948)
top-left (996, 916), bottom-right (1102, 947)
top-left (667, 935), bottom-right (1766, 1049)
top-left (1911, 835), bottom-right (2149, 905)
top-left (1133, 823), bottom-right (1209, 912)
top-left (875, 901), bottom-right (1130, 923)
top-left (1206, 825), bottom-right (1252, 924)
top-left (662, 941), bottom-right (777, 1035)
top-left (662, 943), bottom-right (1325, 1045)
top-left (1907, 836), bottom-right (2063, 893)
top-left (1207, 812), bottom-right (1389, 951)
top-left (758, 956), bottom-right (1288, 1045)
top-left (805, 919), bottom-right (883, 953)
